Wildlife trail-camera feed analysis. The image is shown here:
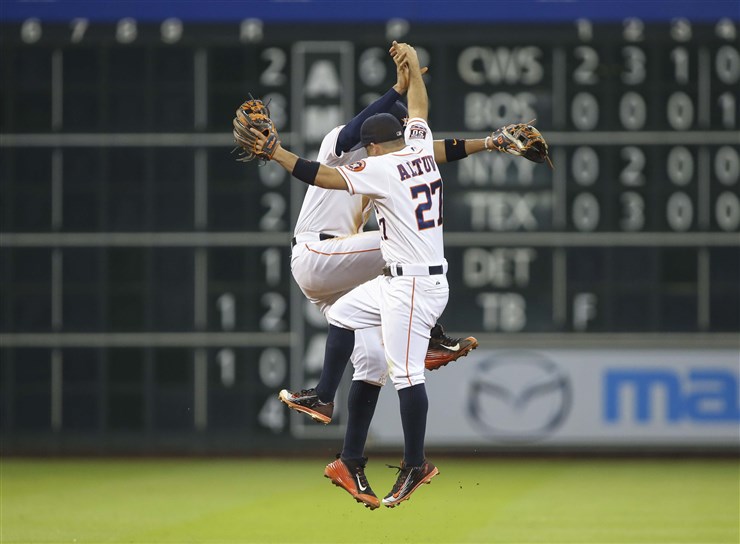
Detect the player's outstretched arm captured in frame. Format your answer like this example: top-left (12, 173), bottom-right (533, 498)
top-left (432, 123), bottom-right (553, 166)
top-left (432, 138), bottom-right (493, 164)
top-left (489, 121), bottom-right (554, 168)
top-left (250, 128), bottom-right (348, 190)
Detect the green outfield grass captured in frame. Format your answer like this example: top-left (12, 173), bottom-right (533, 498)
top-left (1, 458), bottom-right (738, 544)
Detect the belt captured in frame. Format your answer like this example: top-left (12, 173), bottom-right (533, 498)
top-left (382, 263), bottom-right (447, 277)
top-left (291, 232), bottom-right (337, 248)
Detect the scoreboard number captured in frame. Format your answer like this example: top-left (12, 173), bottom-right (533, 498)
top-left (20, 18), bottom-right (42, 43)
top-left (70, 18), bottom-right (89, 43)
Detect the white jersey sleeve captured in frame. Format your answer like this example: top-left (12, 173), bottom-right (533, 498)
top-left (404, 117), bottom-right (434, 154)
top-left (336, 158), bottom-right (388, 200)
top-left (293, 126), bottom-right (372, 237)
top-left (316, 126), bottom-right (343, 165)
top-left (316, 125), bottom-right (368, 167)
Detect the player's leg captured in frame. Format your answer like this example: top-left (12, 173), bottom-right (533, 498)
top-left (278, 323), bottom-right (353, 424)
top-left (324, 325), bottom-right (385, 505)
top-left (277, 324), bottom-right (384, 424)
top-left (383, 385), bottom-right (439, 508)
top-left (380, 275), bottom-right (448, 508)
top-left (321, 282), bottom-right (385, 508)
top-left (323, 377), bottom-right (383, 510)
top-left (280, 232), bottom-right (384, 421)
top-left (279, 276), bottom-right (383, 423)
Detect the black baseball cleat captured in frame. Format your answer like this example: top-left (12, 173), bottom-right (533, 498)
top-left (278, 388), bottom-right (334, 424)
top-left (425, 323), bottom-right (479, 371)
top-left (324, 455), bottom-right (380, 510)
top-left (382, 460), bottom-right (439, 508)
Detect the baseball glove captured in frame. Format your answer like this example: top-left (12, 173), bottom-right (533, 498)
top-left (232, 97), bottom-right (280, 162)
top-left (490, 121), bottom-right (553, 168)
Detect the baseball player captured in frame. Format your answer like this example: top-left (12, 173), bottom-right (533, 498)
top-left (251, 41), bottom-right (450, 508)
top-left (278, 48), bottom-right (505, 426)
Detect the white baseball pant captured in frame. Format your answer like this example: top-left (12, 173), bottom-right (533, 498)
top-left (290, 231), bottom-right (385, 314)
top-left (290, 231), bottom-right (388, 385)
top-left (326, 274), bottom-right (449, 390)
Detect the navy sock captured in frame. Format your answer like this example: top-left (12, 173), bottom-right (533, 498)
top-left (315, 324), bottom-right (355, 403)
top-left (341, 380), bottom-right (381, 460)
top-left (398, 384), bottom-right (428, 467)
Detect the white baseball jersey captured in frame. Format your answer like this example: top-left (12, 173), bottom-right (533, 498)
top-left (335, 118), bottom-right (444, 267)
top-left (327, 117), bottom-right (449, 390)
top-left (293, 125), bottom-right (372, 237)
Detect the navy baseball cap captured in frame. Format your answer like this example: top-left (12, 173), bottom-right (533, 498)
top-left (349, 113), bottom-right (404, 151)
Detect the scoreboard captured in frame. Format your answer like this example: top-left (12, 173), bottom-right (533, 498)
top-left (0, 16), bottom-right (738, 451)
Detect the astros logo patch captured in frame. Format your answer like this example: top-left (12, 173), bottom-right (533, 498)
top-left (345, 160), bottom-right (366, 172)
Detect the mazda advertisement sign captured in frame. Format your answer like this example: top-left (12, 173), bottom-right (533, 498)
top-left (466, 352), bottom-right (571, 442)
top-left (368, 349), bottom-right (740, 448)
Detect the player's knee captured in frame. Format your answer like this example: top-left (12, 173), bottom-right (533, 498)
top-left (391, 373), bottom-right (425, 390)
top-left (326, 310), bottom-right (347, 330)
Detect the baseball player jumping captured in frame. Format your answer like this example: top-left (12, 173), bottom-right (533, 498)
top-left (233, 42), bottom-right (552, 508)
top-left (250, 41), bottom-right (453, 508)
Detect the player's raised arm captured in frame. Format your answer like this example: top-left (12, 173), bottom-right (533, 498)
top-left (391, 42), bottom-right (428, 121)
top-left (334, 52), bottom-right (428, 155)
top-left (335, 89), bottom-right (403, 156)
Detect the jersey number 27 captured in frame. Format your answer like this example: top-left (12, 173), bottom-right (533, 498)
top-left (410, 179), bottom-right (443, 230)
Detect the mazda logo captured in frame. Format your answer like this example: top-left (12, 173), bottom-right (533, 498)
top-left (467, 351), bottom-right (571, 442)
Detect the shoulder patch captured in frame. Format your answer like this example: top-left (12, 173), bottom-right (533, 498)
top-left (408, 124), bottom-right (427, 140)
top-left (344, 160), bottom-right (366, 172)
